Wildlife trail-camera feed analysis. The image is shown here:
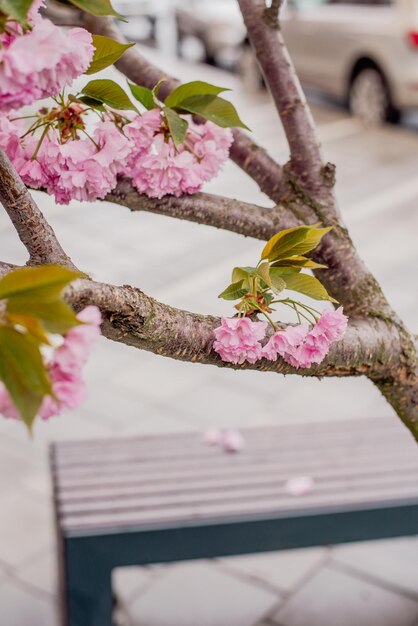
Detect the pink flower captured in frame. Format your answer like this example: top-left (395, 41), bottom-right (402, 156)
top-left (213, 316), bottom-right (267, 364)
top-left (284, 307), bottom-right (348, 369)
top-left (286, 332), bottom-right (329, 368)
top-left (0, 119), bottom-right (131, 204)
top-left (312, 306), bottom-right (348, 343)
top-left (0, 19), bottom-right (94, 112)
top-left (261, 324), bottom-right (309, 362)
top-left (124, 108), bottom-right (162, 155)
top-left (127, 133), bottom-right (202, 199)
top-left (53, 305), bottom-right (102, 375)
top-left (125, 114), bottom-right (232, 198)
top-left (0, 306), bottom-right (102, 423)
top-left (189, 120), bottom-right (233, 182)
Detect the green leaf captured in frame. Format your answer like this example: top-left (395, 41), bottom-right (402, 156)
top-left (256, 261), bottom-right (272, 289)
top-left (268, 269), bottom-right (287, 293)
top-left (67, 0), bottom-right (125, 19)
top-left (282, 272), bottom-right (337, 302)
top-left (0, 0), bottom-right (32, 23)
top-left (81, 79), bottom-right (138, 112)
top-left (0, 326), bottom-right (52, 428)
top-left (128, 83), bottom-right (155, 110)
top-left (86, 35), bottom-right (134, 75)
top-left (7, 297), bottom-right (79, 334)
top-left (231, 266), bottom-right (255, 286)
top-left (164, 81), bottom-right (230, 109)
top-left (218, 280), bottom-right (248, 301)
top-left (164, 107), bottom-right (188, 146)
top-left (261, 225), bottom-right (332, 261)
top-left (175, 95), bottom-right (249, 129)
top-left (78, 95), bottom-right (106, 112)
top-left (6, 314), bottom-right (51, 345)
top-left (0, 266), bottom-right (81, 300)
top-left (272, 255), bottom-right (328, 270)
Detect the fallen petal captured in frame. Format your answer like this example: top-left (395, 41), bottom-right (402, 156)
top-left (285, 476), bottom-right (315, 496)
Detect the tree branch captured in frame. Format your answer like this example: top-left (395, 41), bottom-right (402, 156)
top-left (107, 178), bottom-right (298, 239)
top-left (66, 279), bottom-right (404, 380)
top-left (0, 149), bottom-right (77, 269)
top-left (238, 0), bottom-right (323, 190)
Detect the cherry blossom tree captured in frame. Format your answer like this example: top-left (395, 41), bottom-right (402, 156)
top-left (0, 0), bottom-right (416, 439)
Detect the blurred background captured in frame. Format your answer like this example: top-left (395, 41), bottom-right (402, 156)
top-left (0, 1), bottom-right (417, 625)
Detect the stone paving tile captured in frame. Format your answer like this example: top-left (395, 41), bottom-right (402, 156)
top-left (125, 561), bottom-right (280, 626)
top-left (0, 579), bottom-right (59, 626)
top-left (0, 434), bottom-right (44, 490)
top-left (79, 383), bottom-right (192, 434)
top-left (219, 547), bottom-right (328, 593)
top-left (15, 548), bottom-right (58, 599)
top-left (0, 490), bottom-right (53, 569)
top-left (274, 565), bottom-right (418, 626)
top-left (331, 536), bottom-right (418, 597)
top-left (261, 376), bottom-right (394, 424)
top-left (112, 351), bottom-right (209, 404)
top-left (113, 565), bottom-right (162, 605)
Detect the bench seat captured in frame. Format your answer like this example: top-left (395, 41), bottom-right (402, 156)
top-left (51, 417), bottom-right (418, 626)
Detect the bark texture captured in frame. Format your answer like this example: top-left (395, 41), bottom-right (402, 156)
top-left (0, 150), bottom-right (76, 269)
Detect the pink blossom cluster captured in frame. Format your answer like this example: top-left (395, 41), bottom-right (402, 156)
top-left (0, 306), bottom-right (102, 422)
top-left (0, 108), bottom-right (233, 203)
top-left (213, 316), bottom-right (267, 365)
top-left (0, 117), bottom-right (131, 204)
top-left (124, 110), bottom-right (233, 198)
top-left (0, 7), bottom-right (94, 112)
top-left (214, 307), bottom-right (348, 368)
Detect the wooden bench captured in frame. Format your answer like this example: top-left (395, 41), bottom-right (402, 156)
top-left (50, 417), bottom-right (418, 626)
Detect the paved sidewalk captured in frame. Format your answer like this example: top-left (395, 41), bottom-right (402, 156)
top-left (0, 49), bottom-right (417, 626)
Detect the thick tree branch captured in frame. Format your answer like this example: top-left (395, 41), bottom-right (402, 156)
top-left (66, 279), bottom-right (403, 379)
top-left (107, 178), bottom-right (298, 239)
top-left (0, 149), bottom-right (77, 269)
top-left (239, 0), bottom-right (323, 189)
top-left (65, 278), bottom-right (418, 440)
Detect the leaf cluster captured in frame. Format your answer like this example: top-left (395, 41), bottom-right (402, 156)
top-left (79, 77), bottom-right (248, 145)
top-left (0, 266), bottom-right (81, 429)
top-left (218, 225), bottom-right (336, 317)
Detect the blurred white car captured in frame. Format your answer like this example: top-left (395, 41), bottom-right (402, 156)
top-left (176, 0), bottom-right (418, 124)
top-left (281, 0), bottom-right (418, 124)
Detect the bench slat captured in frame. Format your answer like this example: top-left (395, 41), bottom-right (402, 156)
top-left (56, 459), bottom-right (418, 504)
top-left (53, 417), bottom-right (406, 462)
top-left (61, 483), bottom-right (418, 532)
top-left (53, 439), bottom-right (415, 486)
top-left (51, 418), bottom-right (418, 533)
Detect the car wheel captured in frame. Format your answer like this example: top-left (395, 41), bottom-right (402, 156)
top-left (348, 67), bottom-right (400, 126)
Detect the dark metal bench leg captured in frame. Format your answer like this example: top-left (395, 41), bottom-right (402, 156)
top-left (62, 538), bottom-right (114, 626)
